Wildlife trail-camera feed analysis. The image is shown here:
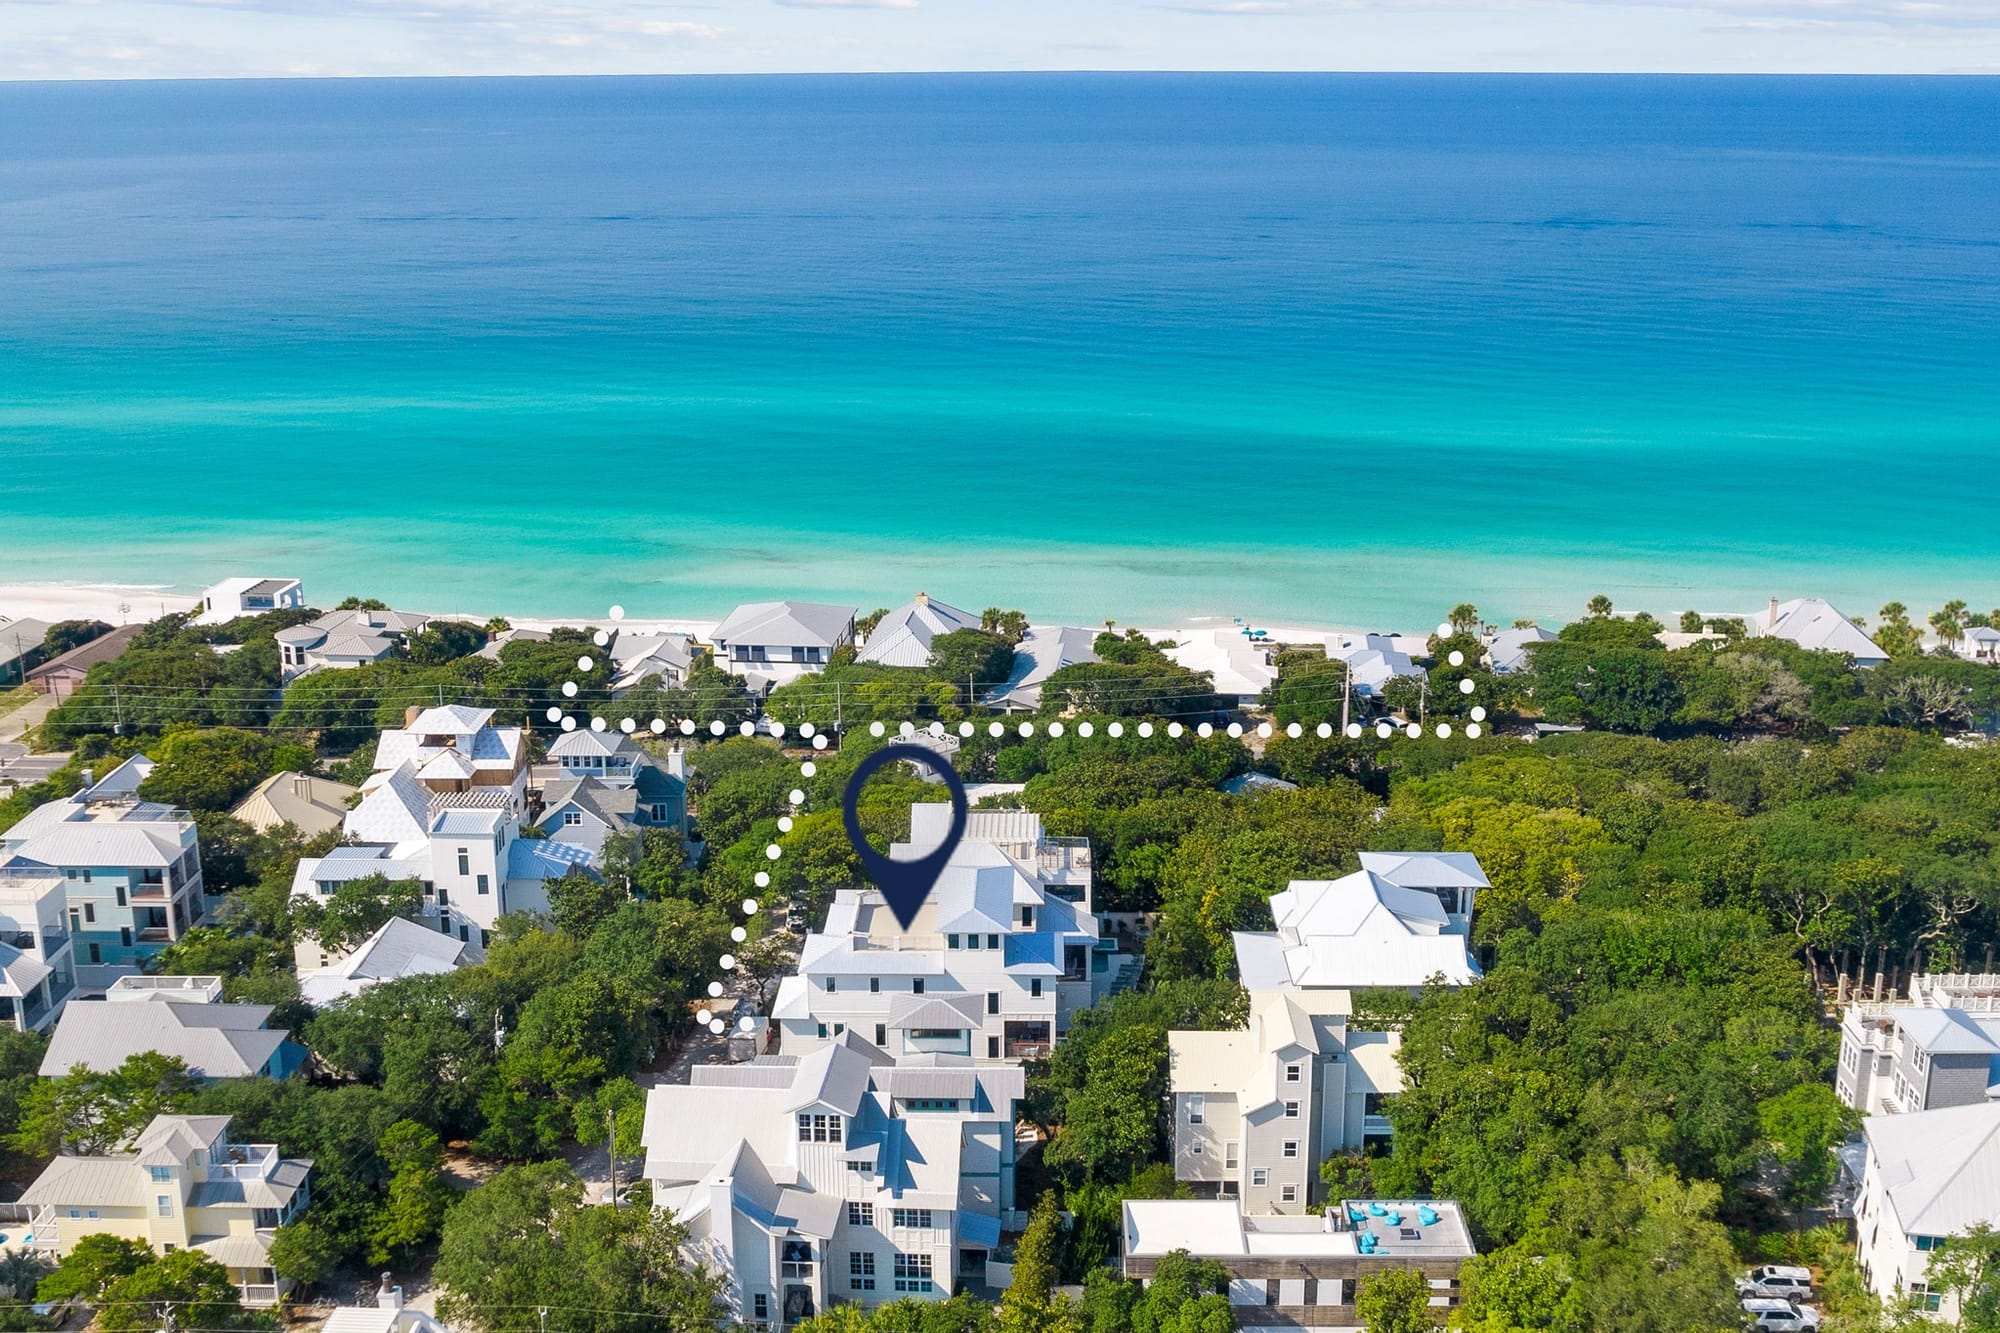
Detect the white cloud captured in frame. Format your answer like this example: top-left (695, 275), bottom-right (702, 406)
top-left (773, 0), bottom-right (917, 8)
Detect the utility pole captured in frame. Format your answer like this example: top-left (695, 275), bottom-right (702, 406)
top-left (606, 1105), bottom-right (619, 1208)
top-left (1340, 659), bottom-right (1351, 735)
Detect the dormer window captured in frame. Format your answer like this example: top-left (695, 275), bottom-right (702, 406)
top-left (796, 1113), bottom-right (842, 1143)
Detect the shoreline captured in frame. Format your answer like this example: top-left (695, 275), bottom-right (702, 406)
top-left (0, 580), bottom-right (1446, 646)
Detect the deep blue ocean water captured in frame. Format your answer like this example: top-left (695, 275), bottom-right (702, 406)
top-left (1, 73), bottom-right (1995, 626)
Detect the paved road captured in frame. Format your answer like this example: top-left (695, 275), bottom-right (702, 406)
top-left (0, 745), bottom-right (68, 789)
top-left (0, 690), bottom-right (57, 746)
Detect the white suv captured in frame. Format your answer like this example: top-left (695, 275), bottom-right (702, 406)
top-left (1736, 1266), bottom-right (1814, 1300)
top-left (1742, 1298), bottom-right (1821, 1332)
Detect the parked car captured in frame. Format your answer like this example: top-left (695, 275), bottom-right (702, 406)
top-left (1742, 1298), bottom-right (1821, 1332)
top-left (1737, 1265), bottom-right (1814, 1299)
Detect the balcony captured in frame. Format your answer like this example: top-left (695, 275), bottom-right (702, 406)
top-left (130, 881), bottom-right (171, 900)
top-left (208, 1144), bottom-right (282, 1179)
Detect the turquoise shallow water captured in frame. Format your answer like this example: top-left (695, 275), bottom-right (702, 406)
top-left (1, 73), bottom-right (1996, 625)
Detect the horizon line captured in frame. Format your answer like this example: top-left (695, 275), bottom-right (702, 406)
top-left (4, 68), bottom-right (1997, 85)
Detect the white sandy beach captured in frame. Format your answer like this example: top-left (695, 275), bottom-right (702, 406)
top-left (0, 582), bottom-right (1409, 645)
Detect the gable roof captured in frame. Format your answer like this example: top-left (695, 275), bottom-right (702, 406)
top-left (1487, 625), bottom-right (1557, 672)
top-left (299, 917), bottom-right (471, 1005)
top-left (987, 626), bottom-right (1097, 708)
top-left (1866, 1101), bottom-right (2000, 1237)
top-left (856, 595), bottom-right (982, 668)
top-left (711, 601), bottom-right (856, 650)
top-left (1756, 598), bottom-right (1885, 662)
top-left (507, 837), bottom-right (595, 881)
top-left (27, 624), bottom-right (144, 681)
top-left (1897, 1007), bottom-right (2000, 1057)
top-left (41, 1000), bottom-right (288, 1079)
top-left (1235, 868), bottom-right (1480, 991)
top-left (1357, 851), bottom-right (1490, 892)
top-left (230, 771), bottom-right (356, 838)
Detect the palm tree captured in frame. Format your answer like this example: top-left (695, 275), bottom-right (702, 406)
top-left (0, 1248), bottom-right (52, 1300)
top-left (1586, 594), bottom-right (1614, 619)
top-left (1929, 600), bottom-right (1968, 652)
top-left (1447, 603), bottom-right (1479, 635)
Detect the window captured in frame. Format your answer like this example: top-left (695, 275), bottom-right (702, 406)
top-left (562, 811), bottom-right (583, 826)
top-left (967, 934), bottom-right (980, 950)
top-left (83, 902), bottom-right (96, 924)
top-left (891, 1209), bottom-right (933, 1229)
top-left (1283, 1141), bottom-right (1298, 1159)
top-left (894, 1254), bottom-right (934, 1293)
top-left (947, 934), bottom-right (960, 949)
top-left (1284, 1101), bottom-right (1300, 1119)
top-left (987, 992), bottom-right (999, 1015)
top-left (752, 1294), bottom-right (769, 1323)
top-left (157, 1195), bottom-right (174, 1217)
top-left (1191, 1140), bottom-right (1203, 1155)
top-left (910, 1028), bottom-right (960, 1040)
top-left (149, 1166), bottom-right (172, 1181)
top-left (817, 1023), bottom-right (828, 1038)
top-left (876, 1024), bottom-right (887, 1046)
top-left (870, 977), bottom-right (881, 994)
top-left (1915, 1235), bottom-right (1947, 1252)
top-left (650, 803), bottom-right (672, 822)
top-left (476, 874), bottom-right (489, 895)
top-left (826, 977), bottom-right (838, 993)
top-left (1908, 1283), bottom-right (1942, 1313)
top-left (911, 978), bottom-right (925, 994)
top-left (848, 1203), bottom-right (874, 1226)
top-left (1251, 1168), bottom-right (1268, 1187)
top-left (1225, 1142), bottom-right (1239, 1169)
top-left (1031, 979), bottom-right (1043, 998)
top-left (850, 1252), bottom-right (877, 1291)
top-left (1188, 1095), bottom-right (1205, 1125)
top-left (115, 886), bottom-right (126, 907)
top-left (1281, 1185), bottom-right (1298, 1204)
top-left (907, 1098), bottom-right (960, 1112)
top-left (81, 869), bottom-right (91, 883)
top-left (1020, 906), bottom-right (1034, 927)
top-left (1285, 1063), bottom-right (1302, 1083)
top-left (457, 850), bottom-right (469, 875)
top-left (797, 1113), bottom-right (843, 1142)
top-left (1363, 1093), bottom-right (1389, 1117)
top-left (988, 934), bottom-right (1000, 949)
top-left (988, 1037), bottom-right (1000, 1058)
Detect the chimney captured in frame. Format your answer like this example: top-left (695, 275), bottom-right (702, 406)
top-left (77, 768), bottom-right (94, 796)
top-left (1768, 596), bottom-right (1779, 627)
top-left (293, 774), bottom-right (312, 804)
top-left (377, 1273), bottom-right (403, 1310)
top-left (404, 705), bottom-right (422, 727)
top-left (915, 591), bottom-right (929, 607)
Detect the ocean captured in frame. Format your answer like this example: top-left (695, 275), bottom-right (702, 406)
top-left (1, 73), bottom-right (1995, 628)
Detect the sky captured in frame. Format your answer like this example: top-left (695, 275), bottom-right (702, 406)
top-left (3, 0), bottom-right (1999, 82)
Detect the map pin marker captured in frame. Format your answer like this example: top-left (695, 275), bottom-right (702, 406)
top-left (842, 742), bottom-right (968, 930)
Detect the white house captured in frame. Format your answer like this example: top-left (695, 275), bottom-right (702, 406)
top-left (641, 1032), bottom-right (1022, 1325)
top-left (0, 866), bottom-right (76, 1033)
top-left (1958, 625), bottom-right (2000, 664)
top-left (1323, 633), bottom-right (1424, 698)
top-left (324, 1277), bottom-right (454, 1333)
top-left (297, 916), bottom-right (476, 1005)
top-left (772, 804), bottom-right (1122, 1061)
top-left (986, 626), bottom-right (1099, 712)
top-left (1121, 1197), bottom-right (1474, 1322)
top-left (193, 578), bottom-right (304, 626)
top-left (1168, 989), bottom-right (1403, 1213)
top-left (291, 708), bottom-right (590, 950)
top-left (1166, 630), bottom-right (1276, 709)
top-left (1746, 597), bottom-right (1887, 666)
top-left (608, 630), bottom-right (705, 691)
top-left (1855, 1101), bottom-right (2000, 1317)
top-left (1485, 626), bottom-right (1557, 674)
top-left (273, 607), bottom-right (429, 678)
top-left (710, 602), bottom-right (857, 693)
top-left (856, 595), bottom-right (982, 669)
top-left (1231, 859), bottom-right (1483, 993)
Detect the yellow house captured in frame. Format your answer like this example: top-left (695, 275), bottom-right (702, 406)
top-left (19, 1113), bottom-right (311, 1306)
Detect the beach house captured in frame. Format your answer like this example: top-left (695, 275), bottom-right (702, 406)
top-left (1484, 625), bottom-right (1556, 674)
top-left (1835, 972), bottom-right (2000, 1116)
top-left (709, 601), bottom-right (857, 694)
top-left (1168, 989), bottom-right (1403, 1211)
top-left (18, 1113), bottom-right (311, 1307)
top-left (228, 771), bottom-right (357, 839)
top-left (771, 804), bottom-right (1122, 1060)
top-left (1230, 856), bottom-right (1484, 993)
top-left (1854, 1101), bottom-right (2000, 1318)
top-left (193, 578), bottom-right (304, 625)
top-left (25, 624), bottom-right (143, 702)
top-left (297, 916), bottom-right (477, 1005)
top-left (39, 974), bottom-right (306, 1080)
top-left (641, 1032), bottom-right (1022, 1325)
top-left (273, 607), bottom-right (429, 677)
top-left (0, 788), bottom-right (205, 989)
top-left (985, 626), bottom-right (1099, 712)
top-left (0, 866), bottom-right (77, 1033)
top-left (1746, 597), bottom-right (1887, 666)
top-left (856, 594), bottom-right (982, 669)
top-left (607, 630), bottom-right (705, 691)
top-left (1166, 629), bottom-right (1277, 709)
top-left (1121, 1197), bottom-right (1475, 1324)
